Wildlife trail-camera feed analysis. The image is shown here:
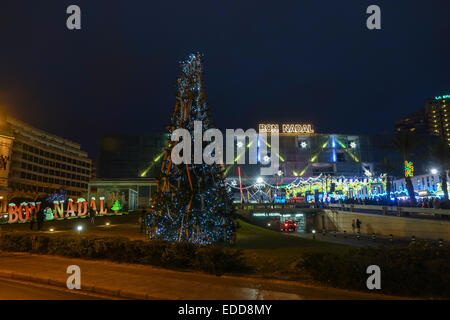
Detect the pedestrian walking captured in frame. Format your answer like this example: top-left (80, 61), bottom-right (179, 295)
top-left (139, 210), bottom-right (146, 233)
top-left (89, 206), bottom-right (96, 224)
top-left (138, 215), bottom-right (143, 232)
top-left (37, 207), bottom-right (45, 231)
top-left (230, 218), bottom-right (237, 245)
top-left (356, 219), bottom-right (362, 233)
top-left (351, 219), bottom-right (355, 234)
top-left (141, 209), bottom-right (147, 234)
top-left (29, 207), bottom-right (37, 231)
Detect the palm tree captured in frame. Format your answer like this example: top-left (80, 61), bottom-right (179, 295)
top-left (391, 131), bottom-right (421, 206)
top-left (430, 139), bottom-right (450, 201)
top-left (376, 157), bottom-right (396, 200)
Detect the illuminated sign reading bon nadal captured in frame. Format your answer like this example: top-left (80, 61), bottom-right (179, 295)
top-left (7, 197), bottom-right (110, 223)
top-left (259, 123), bottom-right (314, 134)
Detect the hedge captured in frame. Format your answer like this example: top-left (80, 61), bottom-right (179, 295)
top-left (300, 244), bottom-right (450, 297)
top-left (0, 233), bottom-right (247, 275)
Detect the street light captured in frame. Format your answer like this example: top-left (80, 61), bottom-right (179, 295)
top-left (256, 177), bottom-right (264, 184)
top-left (76, 225), bottom-right (83, 234)
top-left (431, 168), bottom-right (438, 175)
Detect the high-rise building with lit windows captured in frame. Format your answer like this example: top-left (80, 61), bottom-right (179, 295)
top-left (425, 95), bottom-right (450, 145)
top-left (395, 94), bottom-right (450, 146)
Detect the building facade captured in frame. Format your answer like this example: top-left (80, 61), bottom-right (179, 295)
top-left (224, 124), bottom-right (396, 183)
top-left (395, 94), bottom-right (450, 146)
top-left (88, 178), bottom-right (157, 211)
top-left (95, 133), bottom-right (167, 210)
top-left (96, 125), bottom-right (404, 186)
top-left (425, 95), bottom-right (450, 145)
top-left (98, 133), bottom-right (168, 179)
top-left (394, 108), bottom-right (429, 134)
top-left (0, 111), bottom-right (92, 212)
top-left (393, 170), bottom-right (450, 198)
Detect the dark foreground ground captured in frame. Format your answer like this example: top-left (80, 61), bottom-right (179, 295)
top-left (0, 251), bottom-right (402, 300)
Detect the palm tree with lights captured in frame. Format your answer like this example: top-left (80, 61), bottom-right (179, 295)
top-left (376, 157), bottom-right (396, 201)
top-left (430, 138), bottom-right (450, 201)
top-left (391, 131), bottom-right (420, 206)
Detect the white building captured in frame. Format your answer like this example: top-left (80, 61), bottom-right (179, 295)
top-left (393, 170), bottom-right (450, 197)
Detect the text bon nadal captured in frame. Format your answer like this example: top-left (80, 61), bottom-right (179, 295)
top-left (7, 198), bottom-right (109, 223)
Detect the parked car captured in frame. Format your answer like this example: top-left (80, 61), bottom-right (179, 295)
top-left (282, 219), bottom-right (297, 232)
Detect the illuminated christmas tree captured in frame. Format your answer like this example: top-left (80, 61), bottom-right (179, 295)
top-left (151, 53), bottom-right (234, 244)
top-left (111, 200), bottom-right (122, 212)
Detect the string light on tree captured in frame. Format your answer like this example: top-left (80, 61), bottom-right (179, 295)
top-left (404, 161), bottom-right (414, 178)
top-left (151, 53), bottom-right (234, 244)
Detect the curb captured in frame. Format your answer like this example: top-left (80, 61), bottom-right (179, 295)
top-left (0, 270), bottom-right (161, 300)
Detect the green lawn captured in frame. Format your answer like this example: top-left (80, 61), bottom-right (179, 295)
top-left (235, 220), bottom-right (347, 281)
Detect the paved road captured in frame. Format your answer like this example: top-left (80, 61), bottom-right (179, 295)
top-left (0, 277), bottom-right (109, 300)
top-left (0, 252), bottom-right (400, 300)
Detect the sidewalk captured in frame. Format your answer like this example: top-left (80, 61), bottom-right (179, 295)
top-left (292, 231), bottom-right (440, 248)
top-left (0, 251), bottom-right (401, 300)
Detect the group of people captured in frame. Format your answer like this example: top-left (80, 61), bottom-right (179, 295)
top-left (416, 197), bottom-right (449, 209)
top-left (28, 204), bottom-right (97, 231)
top-left (328, 196), bottom-right (449, 209)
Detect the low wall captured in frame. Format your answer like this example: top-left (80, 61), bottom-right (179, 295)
top-left (318, 209), bottom-right (450, 241)
top-left (0, 212), bottom-right (139, 232)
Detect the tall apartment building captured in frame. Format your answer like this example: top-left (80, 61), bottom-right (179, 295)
top-left (0, 110), bottom-right (92, 211)
top-left (395, 94), bottom-right (450, 146)
top-left (425, 95), bottom-right (450, 145)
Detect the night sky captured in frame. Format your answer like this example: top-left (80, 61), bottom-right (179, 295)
top-left (1, 0), bottom-right (449, 159)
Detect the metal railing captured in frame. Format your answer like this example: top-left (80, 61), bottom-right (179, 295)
top-left (234, 203), bottom-right (313, 211)
top-left (327, 203), bottom-right (450, 218)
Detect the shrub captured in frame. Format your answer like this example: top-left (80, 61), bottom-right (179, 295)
top-left (193, 246), bottom-right (248, 275)
top-left (300, 244), bottom-right (450, 297)
top-left (161, 241), bottom-right (197, 268)
top-left (0, 232), bottom-right (246, 275)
